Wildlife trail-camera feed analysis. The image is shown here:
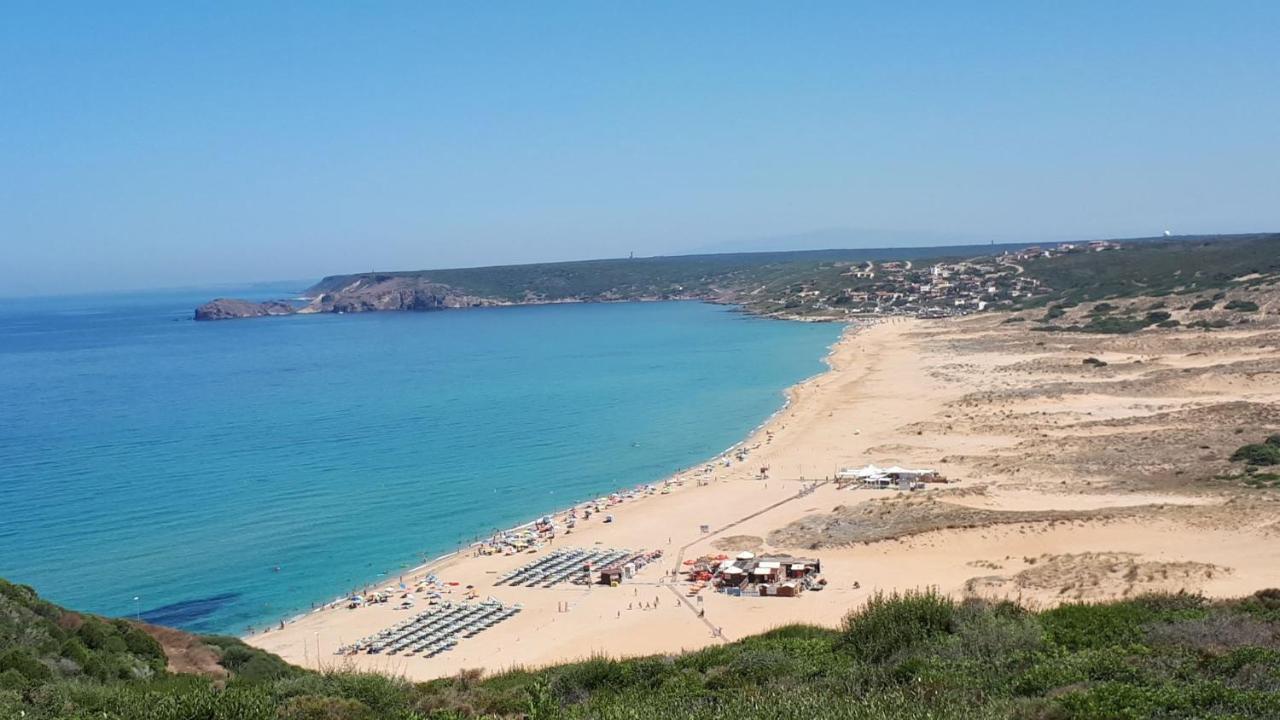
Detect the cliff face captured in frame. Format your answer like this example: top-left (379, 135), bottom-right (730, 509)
top-left (194, 298), bottom-right (297, 321)
top-left (193, 276), bottom-right (505, 320)
top-left (308, 276), bottom-right (502, 313)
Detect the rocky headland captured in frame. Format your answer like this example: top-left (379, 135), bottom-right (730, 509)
top-left (193, 275), bottom-right (508, 320)
top-left (193, 298), bottom-right (298, 321)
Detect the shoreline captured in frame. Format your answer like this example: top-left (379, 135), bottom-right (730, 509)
top-left (249, 309), bottom-right (1279, 679)
top-left (257, 313), bottom-right (862, 636)
top-left (247, 317), bottom-right (907, 675)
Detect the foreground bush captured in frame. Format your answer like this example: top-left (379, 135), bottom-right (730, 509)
top-left (4, 581), bottom-right (1280, 719)
top-left (840, 588), bottom-right (956, 662)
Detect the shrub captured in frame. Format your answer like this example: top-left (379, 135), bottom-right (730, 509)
top-left (549, 655), bottom-right (630, 704)
top-left (840, 588), bottom-right (956, 662)
top-left (76, 617), bottom-right (112, 650)
top-left (1232, 443), bottom-right (1280, 466)
top-left (117, 623), bottom-right (164, 664)
top-left (205, 636), bottom-right (297, 681)
top-left (1188, 318), bottom-right (1231, 330)
top-left (948, 600), bottom-right (1044, 664)
top-left (1081, 315), bottom-right (1150, 334)
top-left (276, 694), bottom-right (374, 720)
top-left (59, 638), bottom-right (90, 669)
top-left (721, 647), bottom-right (798, 685)
top-left (1225, 299), bottom-right (1260, 311)
top-left (1190, 298), bottom-right (1216, 311)
top-left (0, 669), bottom-right (26, 691)
top-left (0, 647), bottom-right (52, 682)
top-left (324, 671), bottom-right (409, 715)
top-left (1145, 613), bottom-right (1275, 653)
top-left (1040, 602), bottom-right (1147, 650)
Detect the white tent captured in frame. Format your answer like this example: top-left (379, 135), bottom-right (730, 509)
top-left (883, 466), bottom-right (935, 479)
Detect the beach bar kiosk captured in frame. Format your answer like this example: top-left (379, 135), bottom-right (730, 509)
top-left (599, 564), bottom-right (626, 587)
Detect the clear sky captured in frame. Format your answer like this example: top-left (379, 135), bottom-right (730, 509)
top-left (3, 2), bottom-right (1278, 295)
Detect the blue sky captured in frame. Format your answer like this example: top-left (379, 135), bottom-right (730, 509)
top-left (2, 2), bottom-right (1278, 294)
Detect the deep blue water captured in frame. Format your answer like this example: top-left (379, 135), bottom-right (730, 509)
top-left (0, 286), bottom-right (841, 634)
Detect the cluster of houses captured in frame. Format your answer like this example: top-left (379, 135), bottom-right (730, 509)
top-left (685, 553), bottom-right (824, 598)
top-left (766, 240), bottom-right (1126, 319)
top-left (799, 258), bottom-right (1048, 317)
top-left (1000, 240), bottom-right (1121, 264)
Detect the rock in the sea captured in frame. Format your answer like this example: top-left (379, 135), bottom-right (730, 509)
top-left (194, 298), bottom-right (296, 321)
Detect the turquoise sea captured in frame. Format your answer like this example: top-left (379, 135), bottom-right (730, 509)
top-left (0, 286), bottom-right (842, 635)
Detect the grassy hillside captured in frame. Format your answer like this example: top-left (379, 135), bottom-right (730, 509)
top-left (301, 233), bottom-right (1280, 320)
top-left (307, 244), bottom-right (1040, 300)
top-left (5, 578), bottom-right (1280, 719)
top-left (1017, 234), bottom-right (1280, 306)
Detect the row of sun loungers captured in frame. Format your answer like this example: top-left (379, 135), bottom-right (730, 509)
top-left (336, 600), bottom-right (521, 658)
top-left (493, 547), bottom-right (632, 587)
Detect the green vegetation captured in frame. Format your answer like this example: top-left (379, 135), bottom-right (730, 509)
top-left (0, 579), bottom-right (168, 684)
top-left (1231, 436), bottom-right (1280, 467)
top-left (309, 246), bottom-right (993, 311)
top-left (5, 578), bottom-right (1280, 719)
top-left (1189, 319), bottom-right (1233, 330)
top-left (301, 233), bottom-right (1278, 320)
top-left (1018, 234), bottom-right (1280, 304)
top-left (1032, 310), bottom-right (1174, 335)
top-left (1231, 436), bottom-right (1280, 488)
top-left (1190, 299), bottom-right (1217, 311)
top-left (1225, 299), bottom-right (1261, 312)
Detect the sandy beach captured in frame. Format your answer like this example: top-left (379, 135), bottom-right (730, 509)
top-left (249, 298), bottom-right (1280, 680)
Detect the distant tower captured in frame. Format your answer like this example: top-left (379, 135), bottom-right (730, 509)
top-left (629, 251), bottom-right (634, 259)
top-left (1163, 230), bottom-right (1172, 237)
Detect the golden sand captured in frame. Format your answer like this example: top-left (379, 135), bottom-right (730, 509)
top-left (249, 305), bottom-right (1280, 680)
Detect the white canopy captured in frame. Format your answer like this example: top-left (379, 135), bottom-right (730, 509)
top-left (884, 466), bottom-right (935, 477)
top-left (838, 464), bottom-right (886, 478)
top-left (737, 551), bottom-right (755, 560)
